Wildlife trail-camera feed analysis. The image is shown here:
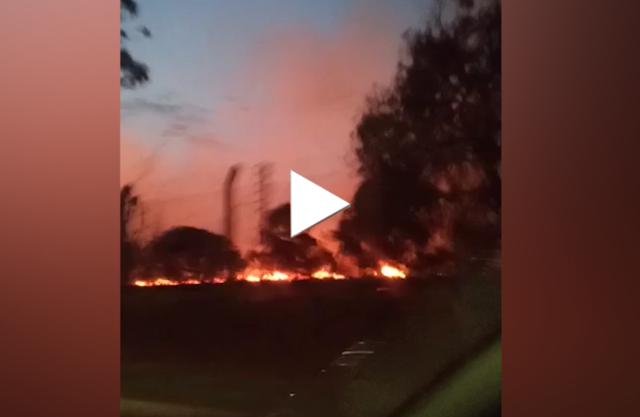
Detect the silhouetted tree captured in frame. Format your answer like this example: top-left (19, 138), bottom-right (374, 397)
top-left (121, 184), bottom-right (140, 284)
top-left (121, 0), bottom-right (151, 88)
top-left (150, 227), bottom-right (245, 281)
top-left (337, 0), bottom-right (501, 272)
top-left (254, 204), bottom-right (336, 273)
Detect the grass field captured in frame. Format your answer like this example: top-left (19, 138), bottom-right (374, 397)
top-left (121, 275), bottom-right (501, 417)
top-left (121, 279), bottom-right (410, 415)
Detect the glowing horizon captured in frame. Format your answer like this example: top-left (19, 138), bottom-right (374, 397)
top-left (121, 0), bottom-right (429, 252)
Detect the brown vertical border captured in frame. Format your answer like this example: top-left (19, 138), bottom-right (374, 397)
top-left (0, 0), bottom-right (120, 417)
top-left (505, 0), bottom-right (640, 416)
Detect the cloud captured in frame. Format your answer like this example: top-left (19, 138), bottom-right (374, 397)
top-left (120, 98), bottom-right (185, 116)
top-left (121, 97), bottom-right (213, 144)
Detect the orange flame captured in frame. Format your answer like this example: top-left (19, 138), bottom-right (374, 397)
top-left (311, 269), bottom-right (346, 280)
top-left (379, 264), bottom-right (407, 279)
top-left (133, 278), bottom-right (179, 287)
top-left (240, 270), bottom-right (293, 283)
top-left (132, 263), bottom-right (407, 287)
top-left (132, 277), bottom-right (215, 287)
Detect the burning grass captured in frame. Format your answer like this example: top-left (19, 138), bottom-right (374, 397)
top-left (131, 262), bottom-right (406, 287)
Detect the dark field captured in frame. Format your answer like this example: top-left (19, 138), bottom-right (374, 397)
top-left (121, 275), bottom-right (501, 416)
top-left (121, 279), bottom-right (413, 415)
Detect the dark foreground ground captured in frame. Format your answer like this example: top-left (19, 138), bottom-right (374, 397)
top-left (121, 275), bottom-right (501, 417)
top-left (122, 279), bottom-right (409, 415)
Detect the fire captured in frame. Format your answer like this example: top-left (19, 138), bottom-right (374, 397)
top-left (311, 269), bottom-right (346, 280)
top-left (132, 263), bottom-right (406, 287)
top-left (245, 275), bottom-right (262, 283)
top-left (132, 277), bottom-right (210, 287)
top-left (379, 264), bottom-right (407, 279)
top-left (251, 270), bottom-right (291, 282)
top-left (238, 268), bottom-right (346, 283)
top-left (266, 271), bottom-right (290, 281)
top-left (133, 278), bottom-right (180, 287)
top-left (240, 270), bottom-right (292, 282)
top-left (362, 262), bottom-right (408, 279)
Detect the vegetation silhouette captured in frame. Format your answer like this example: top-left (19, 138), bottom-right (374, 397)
top-left (121, 184), bottom-right (141, 285)
top-left (150, 226), bottom-right (246, 282)
top-left (336, 0), bottom-right (501, 274)
top-left (248, 203), bottom-right (337, 274)
top-left (121, 0), bottom-right (151, 89)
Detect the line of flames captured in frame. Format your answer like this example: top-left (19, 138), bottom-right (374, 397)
top-left (132, 263), bottom-right (407, 287)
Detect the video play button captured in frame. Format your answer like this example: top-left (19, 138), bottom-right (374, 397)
top-left (290, 170), bottom-right (350, 238)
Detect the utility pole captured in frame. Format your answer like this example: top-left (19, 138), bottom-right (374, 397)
top-left (253, 163), bottom-right (273, 245)
top-left (223, 164), bottom-right (241, 244)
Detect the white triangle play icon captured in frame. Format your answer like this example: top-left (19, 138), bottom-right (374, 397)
top-left (290, 170), bottom-right (350, 238)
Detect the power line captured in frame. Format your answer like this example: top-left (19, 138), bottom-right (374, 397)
top-left (145, 190), bottom-right (219, 202)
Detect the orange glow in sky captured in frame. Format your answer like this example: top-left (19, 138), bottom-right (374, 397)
top-left (121, 1), bottom-right (422, 251)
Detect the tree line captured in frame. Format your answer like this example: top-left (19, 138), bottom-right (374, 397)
top-left (120, 189), bottom-right (340, 285)
top-left (336, 0), bottom-right (501, 274)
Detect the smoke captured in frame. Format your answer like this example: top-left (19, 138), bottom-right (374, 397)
top-left (121, 0), bottom-right (429, 251)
